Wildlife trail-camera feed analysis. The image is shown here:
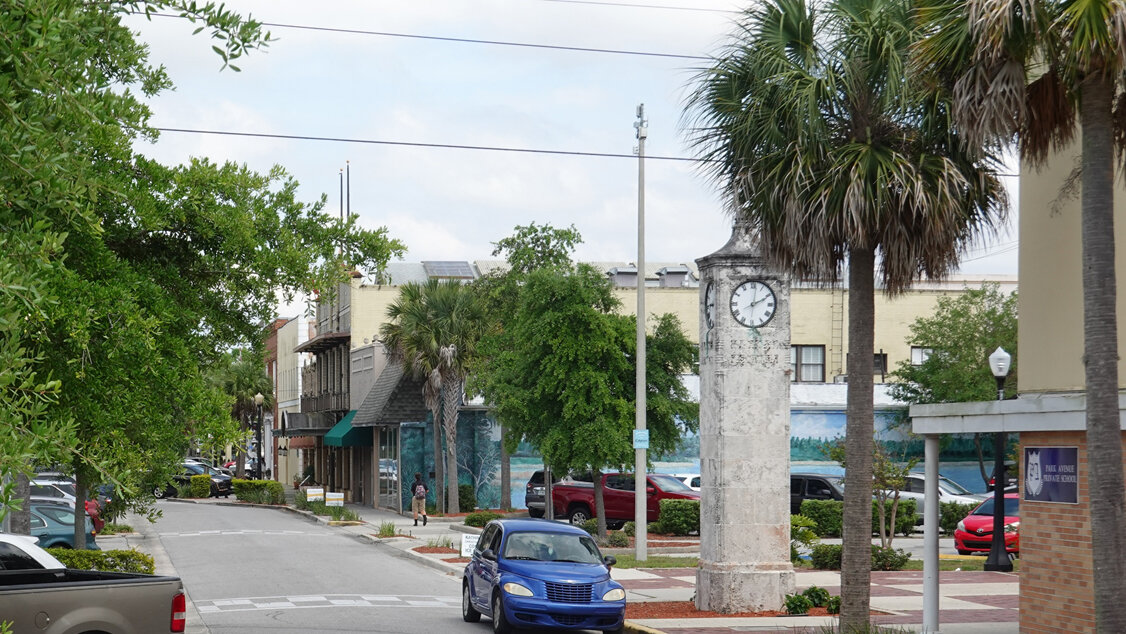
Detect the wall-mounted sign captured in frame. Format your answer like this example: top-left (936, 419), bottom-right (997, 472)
top-left (305, 487), bottom-right (325, 502)
top-left (326, 492), bottom-right (344, 507)
top-left (1023, 446), bottom-right (1079, 504)
top-left (633, 429), bottom-right (650, 450)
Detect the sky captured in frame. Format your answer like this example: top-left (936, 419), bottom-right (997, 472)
top-left (125, 0), bottom-right (1019, 300)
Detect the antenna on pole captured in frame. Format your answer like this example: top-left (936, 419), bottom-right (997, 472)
top-left (633, 103), bottom-right (648, 562)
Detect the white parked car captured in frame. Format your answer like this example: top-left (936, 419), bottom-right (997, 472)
top-left (890, 473), bottom-right (985, 522)
top-left (671, 474), bottom-right (700, 491)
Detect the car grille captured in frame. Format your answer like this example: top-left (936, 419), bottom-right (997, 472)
top-left (545, 582), bottom-right (592, 603)
top-left (552, 614), bottom-right (585, 626)
top-left (963, 540), bottom-right (993, 549)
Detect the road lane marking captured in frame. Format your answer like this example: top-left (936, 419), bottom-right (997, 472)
top-left (194, 593), bottom-right (459, 614)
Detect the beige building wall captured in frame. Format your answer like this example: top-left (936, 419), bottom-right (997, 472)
top-left (1018, 144), bottom-right (1126, 393)
top-left (348, 280), bottom-right (400, 351)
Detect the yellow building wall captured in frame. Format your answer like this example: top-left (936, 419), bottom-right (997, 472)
top-left (1018, 144), bottom-right (1126, 393)
top-left (349, 281), bottom-right (401, 351)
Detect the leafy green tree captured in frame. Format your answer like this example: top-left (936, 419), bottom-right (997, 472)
top-left (888, 284), bottom-right (1018, 486)
top-left (474, 265), bottom-right (698, 537)
top-left (209, 350), bottom-right (274, 478)
top-left (915, 3), bottom-right (1126, 624)
top-left (474, 223), bottom-right (583, 508)
top-left (0, 1), bottom-right (404, 545)
top-left (684, 0), bottom-right (1008, 623)
top-left (380, 280), bottom-right (485, 514)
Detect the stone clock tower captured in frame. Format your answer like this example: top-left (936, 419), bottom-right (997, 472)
top-left (695, 221), bottom-right (795, 613)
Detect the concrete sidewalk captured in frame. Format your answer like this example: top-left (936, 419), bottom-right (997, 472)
top-left (99, 498), bottom-right (1020, 634)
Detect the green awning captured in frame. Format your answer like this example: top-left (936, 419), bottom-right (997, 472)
top-left (323, 411), bottom-right (372, 447)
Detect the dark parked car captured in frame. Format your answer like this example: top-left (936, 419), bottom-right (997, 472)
top-left (790, 473), bottom-right (845, 514)
top-left (154, 462), bottom-right (232, 499)
top-left (463, 518), bottom-right (625, 633)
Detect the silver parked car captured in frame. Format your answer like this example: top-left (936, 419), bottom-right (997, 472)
top-left (890, 473), bottom-right (986, 523)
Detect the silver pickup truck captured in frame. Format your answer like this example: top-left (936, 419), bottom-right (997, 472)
top-left (0, 534), bottom-right (185, 633)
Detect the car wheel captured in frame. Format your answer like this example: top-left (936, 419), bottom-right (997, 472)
top-left (491, 593), bottom-right (512, 634)
top-left (527, 508), bottom-right (544, 519)
top-left (568, 505), bottom-right (591, 526)
top-left (462, 581), bottom-right (481, 623)
top-left (957, 549), bottom-right (971, 556)
top-left (607, 520), bottom-right (625, 530)
top-left (153, 485), bottom-right (166, 499)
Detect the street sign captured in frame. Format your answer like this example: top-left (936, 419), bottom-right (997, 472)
top-left (633, 429), bottom-right (650, 450)
top-left (326, 492), bottom-right (344, 507)
top-left (461, 533), bottom-right (478, 557)
top-left (305, 487), bottom-right (324, 502)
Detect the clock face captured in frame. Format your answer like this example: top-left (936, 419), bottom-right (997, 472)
top-left (704, 282), bottom-right (717, 328)
top-left (730, 280), bottom-right (776, 328)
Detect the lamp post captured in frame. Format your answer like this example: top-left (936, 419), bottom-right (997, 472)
top-left (254, 393), bottom-right (265, 481)
top-left (985, 347), bottom-right (1013, 572)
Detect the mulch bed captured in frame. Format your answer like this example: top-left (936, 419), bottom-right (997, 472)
top-left (626, 602), bottom-right (834, 619)
top-left (443, 557), bottom-right (471, 563)
top-left (414, 546), bottom-right (459, 554)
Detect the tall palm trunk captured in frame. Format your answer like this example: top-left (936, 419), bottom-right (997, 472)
top-left (442, 377), bottom-right (462, 514)
top-left (1079, 73), bottom-right (1126, 632)
top-left (431, 405), bottom-right (444, 514)
top-left (841, 246), bottom-right (876, 630)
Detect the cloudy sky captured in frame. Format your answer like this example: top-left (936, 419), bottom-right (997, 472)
top-left (126, 0), bottom-right (1018, 283)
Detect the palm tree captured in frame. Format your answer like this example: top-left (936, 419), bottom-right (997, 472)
top-left (381, 279), bottom-right (484, 514)
top-left (214, 350), bottom-right (273, 479)
top-left (684, 0), bottom-right (1007, 626)
top-left (914, 3), bottom-right (1126, 628)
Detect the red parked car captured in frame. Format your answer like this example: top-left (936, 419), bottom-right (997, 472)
top-left (954, 493), bottom-right (1020, 556)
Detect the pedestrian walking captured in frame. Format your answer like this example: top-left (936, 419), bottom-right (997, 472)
top-left (411, 473), bottom-right (428, 526)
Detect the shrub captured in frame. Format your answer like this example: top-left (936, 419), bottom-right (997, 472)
top-left (871, 545), bottom-right (911, 571)
top-left (810, 543), bottom-right (843, 570)
top-left (607, 531), bottom-right (629, 547)
top-left (458, 484), bottom-right (477, 512)
top-left (465, 511), bottom-right (503, 527)
top-left (232, 479), bottom-right (285, 504)
top-left (46, 548), bottom-right (154, 574)
top-left (654, 499), bottom-right (699, 536)
top-left (874, 498), bottom-right (917, 536)
top-left (189, 474), bottom-right (212, 498)
top-left (940, 501), bottom-right (978, 536)
top-left (791, 514), bottom-right (819, 563)
top-left (800, 500), bottom-right (843, 537)
top-left (99, 523), bottom-right (132, 536)
top-left (802, 585), bottom-right (831, 607)
top-left (826, 595), bottom-right (841, 614)
top-left (622, 521), bottom-right (636, 537)
top-left (783, 593), bottom-right (814, 615)
top-left (378, 521), bottom-right (397, 537)
top-left (175, 482), bottom-right (192, 498)
top-left (581, 518), bottom-right (599, 535)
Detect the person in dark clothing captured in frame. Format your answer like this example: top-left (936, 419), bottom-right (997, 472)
top-left (411, 473), bottom-right (428, 526)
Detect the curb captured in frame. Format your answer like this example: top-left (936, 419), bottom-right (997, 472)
top-left (624, 622), bottom-right (666, 634)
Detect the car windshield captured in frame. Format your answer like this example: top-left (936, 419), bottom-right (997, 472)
top-left (502, 531), bottom-right (604, 564)
top-left (973, 497), bottom-right (1020, 517)
top-left (937, 477), bottom-right (973, 496)
top-left (649, 474), bottom-right (694, 493)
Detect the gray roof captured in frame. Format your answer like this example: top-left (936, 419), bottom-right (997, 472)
top-left (352, 359), bottom-right (430, 427)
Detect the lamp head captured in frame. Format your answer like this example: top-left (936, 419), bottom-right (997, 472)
top-left (989, 347), bottom-right (1012, 379)
top-left (254, 392), bottom-right (264, 406)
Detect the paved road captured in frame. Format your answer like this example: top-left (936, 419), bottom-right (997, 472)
top-left (148, 501), bottom-right (467, 634)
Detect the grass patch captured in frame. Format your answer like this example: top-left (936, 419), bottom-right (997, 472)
top-left (377, 521), bottom-right (397, 537)
top-left (426, 536), bottom-right (454, 549)
top-left (99, 523), bottom-right (133, 536)
top-left (610, 554), bottom-right (698, 569)
top-left (901, 557), bottom-right (1020, 572)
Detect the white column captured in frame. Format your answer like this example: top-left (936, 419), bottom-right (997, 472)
top-left (923, 433), bottom-right (940, 633)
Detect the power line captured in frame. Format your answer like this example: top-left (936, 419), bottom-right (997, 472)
top-left (537, 0), bottom-right (739, 13)
top-left (144, 12), bottom-right (709, 60)
top-left (153, 127), bottom-right (702, 162)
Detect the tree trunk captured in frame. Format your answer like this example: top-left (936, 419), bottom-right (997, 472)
top-left (500, 423), bottom-right (511, 510)
top-left (431, 406), bottom-right (444, 514)
top-left (236, 410), bottom-right (248, 479)
top-left (10, 473), bottom-right (29, 535)
top-left (73, 467), bottom-right (89, 550)
top-left (841, 246), bottom-right (876, 631)
top-left (593, 468), bottom-right (606, 538)
top-left (443, 378), bottom-right (461, 514)
top-left (1079, 72), bottom-right (1126, 632)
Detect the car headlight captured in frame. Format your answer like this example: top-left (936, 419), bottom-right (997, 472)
top-left (956, 521), bottom-right (965, 532)
top-left (602, 588), bottom-right (625, 601)
top-left (502, 582), bottom-right (533, 597)
top-left (1004, 521), bottom-right (1020, 534)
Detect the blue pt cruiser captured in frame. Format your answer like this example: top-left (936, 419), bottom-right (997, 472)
top-left (463, 518), bottom-right (626, 633)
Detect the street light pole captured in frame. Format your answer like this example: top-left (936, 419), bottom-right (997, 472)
top-left (254, 393), bottom-right (265, 481)
top-left (985, 347), bottom-right (1013, 572)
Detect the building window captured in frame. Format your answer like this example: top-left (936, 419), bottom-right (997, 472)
top-left (874, 353), bottom-right (888, 375)
top-left (790, 345), bottom-right (825, 382)
top-left (911, 346), bottom-right (932, 366)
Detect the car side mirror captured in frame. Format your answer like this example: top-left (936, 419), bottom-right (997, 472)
top-left (603, 555), bottom-right (616, 568)
top-left (481, 549), bottom-right (497, 561)
top-left (646, 486), bottom-right (656, 495)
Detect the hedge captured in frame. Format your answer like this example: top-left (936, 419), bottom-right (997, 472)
top-left (940, 501), bottom-right (979, 536)
top-left (189, 474), bottom-right (212, 498)
top-left (46, 548), bottom-right (155, 574)
top-left (798, 498), bottom-right (917, 537)
top-left (808, 544), bottom-right (911, 571)
top-left (465, 511), bottom-right (504, 527)
top-left (232, 479), bottom-right (286, 504)
top-left (651, 499), bottom-right (699, 536)
top-left (459, 484), bottom-right (477, 513)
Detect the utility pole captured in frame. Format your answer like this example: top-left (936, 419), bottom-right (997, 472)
top-left (634, 104), bottom-right (648, 561)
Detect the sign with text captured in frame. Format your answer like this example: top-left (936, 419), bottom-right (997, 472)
top-left (326, 492), bottom-right (344, 507)
top-left (305, 487), bottom-right (324, 502)
top-left (461, 533), bottom-right (479, 557)
top-left (633, 429), bottom-right (650, 450)
top-left (1023, 446), bottom-right (1079, 504)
